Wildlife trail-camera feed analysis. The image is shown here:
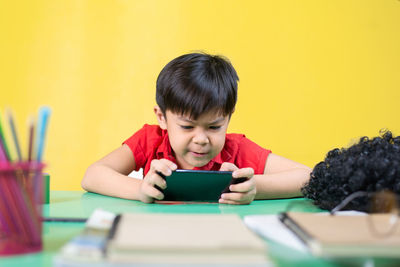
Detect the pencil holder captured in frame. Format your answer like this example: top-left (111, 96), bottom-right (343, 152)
top-left (0, 161), bottom-right (45, 255)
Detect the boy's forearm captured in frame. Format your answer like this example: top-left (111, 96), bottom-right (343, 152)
top-left (82, 163), bottom-right (142, 200)
top-left (254, 168), bottom-right (311, 199)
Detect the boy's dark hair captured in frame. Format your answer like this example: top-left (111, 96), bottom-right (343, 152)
top-left (301, 131), bottom-right (400, 212)
top-left (156, 53), bottom-right (239, 119)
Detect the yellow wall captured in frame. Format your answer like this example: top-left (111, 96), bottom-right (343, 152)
top-left (1, 0), bottom-right (399, 190)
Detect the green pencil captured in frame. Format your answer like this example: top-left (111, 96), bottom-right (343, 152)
top-left (0, 111), bottom-right (11, 160)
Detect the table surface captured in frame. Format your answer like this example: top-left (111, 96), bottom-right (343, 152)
top-left (0, 191), bottom-right (395, 267)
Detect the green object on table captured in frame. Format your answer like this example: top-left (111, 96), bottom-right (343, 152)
top-left (1, 191), bottom-right (397, 267)
top-left (43, 173), bottom-right (50, 204)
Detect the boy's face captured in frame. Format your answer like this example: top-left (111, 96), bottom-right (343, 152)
top-left (155, 107), bottom-right (230, 169)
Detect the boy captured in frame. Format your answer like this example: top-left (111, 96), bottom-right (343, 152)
top-left (82, 53), bottom-right (311, 204)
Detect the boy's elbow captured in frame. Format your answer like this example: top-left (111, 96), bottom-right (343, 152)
top-left (81, 174), bottom-right (89, 191)
top-left (81, 165), bottom-right (95, 191)
top-left (81, 177), bottom-right (89, 191)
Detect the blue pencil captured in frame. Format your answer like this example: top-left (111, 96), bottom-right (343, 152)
top-left (35, 106), bottom-right (51, 162)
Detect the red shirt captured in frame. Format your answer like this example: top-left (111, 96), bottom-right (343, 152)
top-left (123, 124), bottom-right (271, 175)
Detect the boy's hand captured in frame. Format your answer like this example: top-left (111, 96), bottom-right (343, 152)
top-left (138, 159), bottom-right (177, 203)
top-left (218, 162), bottom-right (256, 205)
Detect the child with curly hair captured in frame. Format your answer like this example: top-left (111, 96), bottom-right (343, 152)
top-left (302, 131), bottom-right (400, 212)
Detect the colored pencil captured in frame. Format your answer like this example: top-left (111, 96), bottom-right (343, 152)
top-left (7, 109), bottom-right (22, 161)
top-left (0, 209), bottom-right (11, 233)
top-left (0, 175), bottom-right (30, 243)
top-left (27, 117), bottom-right (35, 162)
top-left (0, 112), bottom-right (10, 160)
top-left (11, 174), bottom-right (40, 243)
top-left (0, 183), bottom-right (15, 234)
top-left (36, 106), bottom-right (51, 162)
top-left (0, 140), bottom-right (7, 162)
top-left (15, 167), bottom-right (42, 242)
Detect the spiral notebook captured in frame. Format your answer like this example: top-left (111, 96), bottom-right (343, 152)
top-left (278, 212), bottom-right (400, 258)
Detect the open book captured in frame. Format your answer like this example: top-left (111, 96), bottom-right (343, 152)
top-left (106, 213), bottom-right (270, 265)
top-left (278, 212), bottom-right (400, 258)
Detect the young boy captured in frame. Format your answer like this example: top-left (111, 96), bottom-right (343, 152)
top-left (82, 52), bottom-right (311, 204)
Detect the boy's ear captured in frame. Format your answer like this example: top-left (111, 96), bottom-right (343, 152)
top-left (154, 106), bottom-right (167, 129)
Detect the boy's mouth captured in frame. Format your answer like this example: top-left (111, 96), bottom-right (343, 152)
top-left (191, 151), bottom-right (208, 157)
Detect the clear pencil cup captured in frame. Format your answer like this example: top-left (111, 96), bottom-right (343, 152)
top-left (0, 161), bottom-right (45, 255)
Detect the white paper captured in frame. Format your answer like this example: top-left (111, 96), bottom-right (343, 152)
top-left (244, 211), bottom-right (366, 252)
top-left (244, 214), bottom-right (308, 252)
top-left (86, 208), bottom-right (116, 230)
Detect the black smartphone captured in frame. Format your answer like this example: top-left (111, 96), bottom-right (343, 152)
top-left (160, 169), bottom-right (234, 202)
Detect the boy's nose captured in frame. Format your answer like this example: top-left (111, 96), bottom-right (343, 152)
top-left (192, 130), bottom-right (209, 145)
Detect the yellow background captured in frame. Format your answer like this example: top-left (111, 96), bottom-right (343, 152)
top-left (1, 0), bottom-right (399, 190)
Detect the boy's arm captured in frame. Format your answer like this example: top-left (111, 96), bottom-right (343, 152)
top-left (81, 144), bottom-right (143, 200)
top-left (254, 153), bottom-right (312, 199)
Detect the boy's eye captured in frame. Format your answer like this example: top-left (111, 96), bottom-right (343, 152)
top-left (180, 125), bottom-right (193, 130)
top-left (209, 126), bottom-right (222, 130)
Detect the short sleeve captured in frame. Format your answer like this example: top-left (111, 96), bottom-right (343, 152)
top-left (123, 124), bottom-right (163, 171)
top-left (235, 136), bottom-right (271, 174)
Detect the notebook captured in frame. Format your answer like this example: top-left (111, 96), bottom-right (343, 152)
top-left (279, 212), bottom-right (400, 258)
top-left (106, 213), bottom-right (270, 265)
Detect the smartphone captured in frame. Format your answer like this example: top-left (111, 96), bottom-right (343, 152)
top-left (160, 169), bottom-right (233, 202)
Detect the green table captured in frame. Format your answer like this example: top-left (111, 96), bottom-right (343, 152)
top-left (0, 191), bottom-right (394, 267)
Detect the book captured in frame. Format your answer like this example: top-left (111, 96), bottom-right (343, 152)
top-left (106, 213), bottom-right (270, 265)
top-left (278, 212), bottom-right (400, 258)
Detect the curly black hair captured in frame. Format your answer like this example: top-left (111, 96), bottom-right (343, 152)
top-left (301, 131), bottom-right (400, 212)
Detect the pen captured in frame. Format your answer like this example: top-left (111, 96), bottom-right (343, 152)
top-left (42, 217), bottom-right (87, 223)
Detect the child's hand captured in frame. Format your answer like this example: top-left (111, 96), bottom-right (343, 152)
top-left (218, 162), bottom-right (256, 205)
top-left (138, 159), bottom-right (177, 203)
